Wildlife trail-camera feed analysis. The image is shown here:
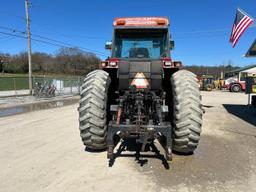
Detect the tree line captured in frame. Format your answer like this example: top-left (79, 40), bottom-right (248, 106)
top-left (184, 65), bottom-right (240, 79)
top-left (0, 47), bottom-right (101, 76)
top-left (0, 48), bottom-right (240, 78)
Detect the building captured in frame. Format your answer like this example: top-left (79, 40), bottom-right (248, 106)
top-left (245, 39), bottom-right (256, 57)
top-left (225, 64), bottom-right (256, 79)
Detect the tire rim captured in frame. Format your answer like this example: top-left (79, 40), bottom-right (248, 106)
top-left (233, 86), bottom-right (240, 92)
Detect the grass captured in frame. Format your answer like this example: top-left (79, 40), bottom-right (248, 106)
top-left (0, 73), bottom-right (29, 77)
top-left (0, 73), bottom-right (82, 78)
top-left (0, 77), bottom-right (29, 91)
top-left (0, 73), bottom-right (83, 91)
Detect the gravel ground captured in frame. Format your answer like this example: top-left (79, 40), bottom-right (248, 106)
top-left (0, 91), bottom-right (255, 192)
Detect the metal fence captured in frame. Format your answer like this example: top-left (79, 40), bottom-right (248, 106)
top-left (0, 76), bottom-right (83, 97)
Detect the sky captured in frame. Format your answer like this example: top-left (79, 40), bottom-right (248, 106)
top-left (0, 0), bottom-right (256, 67)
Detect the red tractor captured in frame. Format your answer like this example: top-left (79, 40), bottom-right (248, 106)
top-left (78, 17), bottom-right (203, 161)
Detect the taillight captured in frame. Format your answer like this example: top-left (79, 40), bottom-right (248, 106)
top-left (162, 58), bottom-right (182, 68)
top-left (109, 61), bottom-right (117, 67)
top-left (108, 59), bottom-right (119, 67)
top-left (162, 58), bottom-right (172, 67)
top-left (164, 61), bottom-right (172, 66)
top-left (102, 58), bottom-right (119, 68)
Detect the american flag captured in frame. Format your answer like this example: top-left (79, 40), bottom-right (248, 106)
top-left (230, 8), bottom-right (254, 47)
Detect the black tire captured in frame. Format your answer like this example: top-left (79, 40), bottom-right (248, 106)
top-left (78, 70), bottom-right (110, 150)
top-left (206, 84), bottom-right (213, 91)
top-left (230, 84), bottom-right (242, 92)
top-left (252, 95), bottom-right (256, 107)
top-left (170, 70), bottom-right (203, 154)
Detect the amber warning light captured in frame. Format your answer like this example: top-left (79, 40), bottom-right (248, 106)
top-left (114, 17), bottom-right (169, 27)
top-left (130, 73), bottom-right (149, 89)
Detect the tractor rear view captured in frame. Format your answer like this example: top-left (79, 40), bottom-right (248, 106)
top-left (78, 17), bottom-right (203, 161)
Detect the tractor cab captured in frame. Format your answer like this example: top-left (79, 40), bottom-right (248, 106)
top-left (106, 17), bottom-right (174, 59)
top-left (102, 17), bottom-right (179, 91)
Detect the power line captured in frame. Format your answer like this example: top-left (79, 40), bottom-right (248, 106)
top-left (30, 37), bottom-right (103, 55)
top-left (0, 26), bottom-right (108, 54)
top-left (2, 23), bottom-right (254, 40)
top-left (32, 28), bottom-right (107, 40)
top-left (0, 26), bottom-right (26, 33)
top-left (30, 21), bottom-right (107, 40)
top-left (0, 26), bottom-right (107, 56)
top-left (0, 31), bottom-right (27, 39)
top-left (0, 30), bottom-right (107, 56)
top-left (0, 34), bottom-right (10, 38)
top-left (0, 36), bottom-right (16, 43)
top-left (0, 24), bottom-right (230, 47)
top-left (31, 33), bottom-right (107, 55)
top-left (0, 26), bottom-right (101, 51)
top-left (1, 22), bottom-right (255, 56)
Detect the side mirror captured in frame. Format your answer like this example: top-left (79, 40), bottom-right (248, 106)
top-left (170, 40), bottom-right (175, 50)
top-left (105, 41), bottom-right (112, 50)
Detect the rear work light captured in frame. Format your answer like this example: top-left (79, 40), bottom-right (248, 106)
top-left (173, 61), bottom-right (182, 68)
top-left (101, 62), bottom-right (107, 67)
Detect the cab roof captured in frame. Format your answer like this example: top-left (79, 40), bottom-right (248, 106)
top-left (113, 17), bottom-right (169, 28)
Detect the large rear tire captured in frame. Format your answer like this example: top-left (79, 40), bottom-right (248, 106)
top-left (78, 70), bottom-right (110, 150)
top-left (170, 70), bottom-right (203, 154)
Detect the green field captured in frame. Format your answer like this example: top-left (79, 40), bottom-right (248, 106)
top-left (0, 73), bottom-right (83, 91)
top-left (0, 73), bottom-right (82, 78)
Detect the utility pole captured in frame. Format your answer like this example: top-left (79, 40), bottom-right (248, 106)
top-left (25, 0), bottom-right (32, 95)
